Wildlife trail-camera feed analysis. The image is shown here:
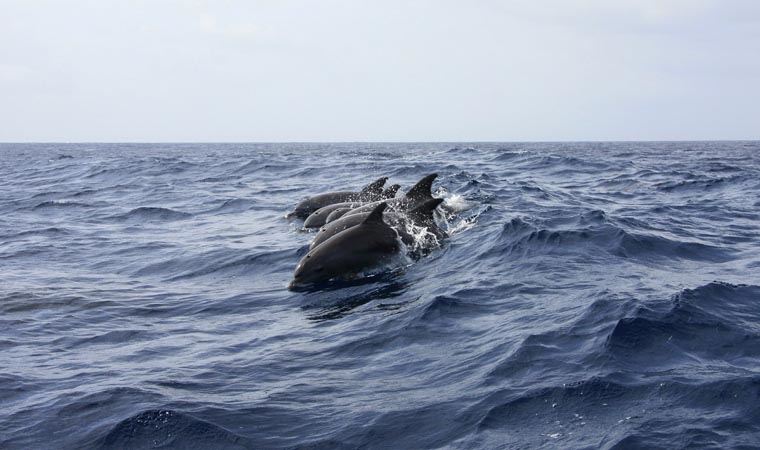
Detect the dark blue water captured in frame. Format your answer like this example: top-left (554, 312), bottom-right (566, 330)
top-left (1, 142), bottom-right (760, 449)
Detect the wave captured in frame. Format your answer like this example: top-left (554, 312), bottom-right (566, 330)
top-left (486, 294), bottom-right (633, 382)
top-left (51, 329), bottom-right (156, 349)
top-left (233, 160), bottom-right (293, 175)
top-left (199, 175), bottom-right (241, 183)
top-left (486, 216), bottom-right (734, 263)
top-left (144, 158), bottom-right (197, 174)
top-left (655, 174), bottom-right (752, 192)
top-left (477, 377), bottom-right (635, 431)
top-left (446, 146), bottom-right (479, 154)
top-left (0, 291), bottom-right (88, 314)
top-left (0, 227), bottom-right (70, 239)
top-left (206, 198), bottom-right (255, 214)
top-left (302, 278), bottom-right (410, 321)
top-left (130, 247), bottom-right (293, 281)
top-left (167, 249), bottom-right (292, 281)
top-left (488, 150), bottom-right (526, 161)
top-left (413, 294), bottom-right (494, 326)
top-left (485, 282), bottom-right (760, 390)
top-left (33, 200), bottom-right (92, 209)
top-left (83, 166), bottom-right (140, 180)
top-left (521, 154), bottom-right (613, 171)
top-left (70, 188), bottom-right (100, 197)
top-left (30, 190), bottom-right (65, 199)
top-left (97, 409), bottom-right (251, 449)
top-left (471, 374), bottom-right (760, 448)
top-left (113, 207), bottom-right (192, 222)
top-left (606, 282), bottom-right (760, 369)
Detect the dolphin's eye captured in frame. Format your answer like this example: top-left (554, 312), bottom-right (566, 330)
top-left (316, 267), bottom-right (324, 272)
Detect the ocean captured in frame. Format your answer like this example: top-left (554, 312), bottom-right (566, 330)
top-left (1, 142), bottom-right (759, 449)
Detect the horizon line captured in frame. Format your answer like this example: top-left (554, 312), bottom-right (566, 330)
top-left (1, 139), bottom-right (758, 145)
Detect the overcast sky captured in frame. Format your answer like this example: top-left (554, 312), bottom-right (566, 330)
top-left (1, 0), bottom-right (759, 142)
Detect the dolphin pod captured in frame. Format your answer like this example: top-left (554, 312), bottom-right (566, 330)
top-left (288, 174), bottom-right (445, 289)
top-left (288, 176), bottom-right (388, 219)
top-left (310, 198), bottom-right (445, 251)
top-left (302, 183), bottom-right (403, 229)
top-left (304, 173), bottom-right (438, 229)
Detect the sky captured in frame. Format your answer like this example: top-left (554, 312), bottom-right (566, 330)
top-left (1, 0), bottom-right (759, 142)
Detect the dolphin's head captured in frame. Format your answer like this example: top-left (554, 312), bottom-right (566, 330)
top-left (289, 247), bottom-right (341, 289)
top-left (303, 209), bottom-right (327, 228)
top-left (290, 258), bottom-right (322, 287)
top-left (287, 207), bottom-right (307, 220)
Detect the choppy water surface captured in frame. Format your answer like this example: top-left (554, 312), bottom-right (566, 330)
top-left (1, 142), bottom-right (760, 449)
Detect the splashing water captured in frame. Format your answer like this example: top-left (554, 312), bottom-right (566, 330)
top-left (402, 220), bottom-right (442, 254)
top-left (442, 192), bottom-right (472, 213)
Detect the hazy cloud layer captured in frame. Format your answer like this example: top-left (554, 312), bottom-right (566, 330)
top-left (1, 0), bottom-right (758, 141)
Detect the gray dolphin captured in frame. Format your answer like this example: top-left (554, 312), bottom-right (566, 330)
top-left (341, 173), bottom-right (438, 218)
top-left (303, 201), bottom-right (364, 228)
top-left (303, 182), bottom-right (403, 228)
top-left (309, 197), bottom-right (445, 250)
top-left (401, 174), bottom-right (438, 205)
top-left (382, 184), bottom-right (401, 199)
top-left (325, 207), bottom-right (353, 224)
top-left (288, 177), bottom-right (387, 219)
top-left (289, 203), bottom-right (400, 289)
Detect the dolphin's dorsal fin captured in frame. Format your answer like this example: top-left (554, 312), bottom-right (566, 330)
top-left (383, 184), bottom-right (401, 198)
top-left (408, 198), bottom-right (444, 223)
top-left (360, 177), bottom-right (388, 197)
top-left (404, 173), bottom-right (438, 203)
top-left (363, 202), bottom-right (388, 224)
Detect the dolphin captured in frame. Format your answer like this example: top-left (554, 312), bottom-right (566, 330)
top-left (303, 183), bottom-right (403, 228)
top-left (303, 201), bottom-right (364, 228)
top-left (401, 174), bottom-right (438, 206)
top-left (382, 184), bottom-right (401, 199)
top-left (309, 198), bottom-right (445, 250)
top-left (288, 177), bottom-right (387, 219)
top-left (341, 173), bottom-right (438, 218)
top-left (290, 203), bottom-right (400, 289)
top-left (400, 197), bottom-right (447, 241)
top-left (325, 207), bottom-right (353, 224)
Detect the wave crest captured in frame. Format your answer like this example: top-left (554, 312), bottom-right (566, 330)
top-left (115, 207), bottom-right (192, 222)
top-left (606, 282), bottom-right (760, 368)
top-left (487, 215), bottom-right (733, 263)
top-left (100, 409), bottom-right (249, 449)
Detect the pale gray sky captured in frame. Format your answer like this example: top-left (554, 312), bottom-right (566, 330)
top-left (1, 0), bottom-right (759, 142)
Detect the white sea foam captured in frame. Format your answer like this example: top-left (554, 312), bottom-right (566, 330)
top-left (402, 221), bottom-right (440, 253)
top-left (448, 216), bottom-right (478, 235)
top-left (443, 193), bottom-right (471, 213)
top-left (428, 187), bottom-right (480, 236)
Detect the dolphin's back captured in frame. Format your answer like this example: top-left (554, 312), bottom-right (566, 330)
top-left (291, 191), bottom-right (358, 219)
top-left (310, 212), bottom-right (368, 250)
